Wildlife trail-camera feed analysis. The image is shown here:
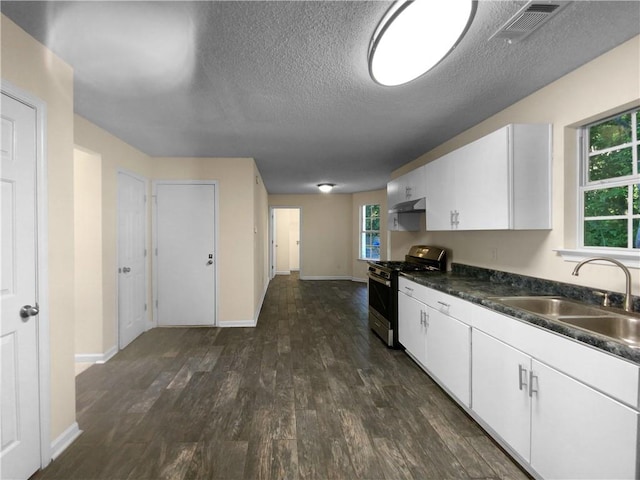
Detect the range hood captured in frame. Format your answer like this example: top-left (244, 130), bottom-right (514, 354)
top-left (389, 197), bottom-right (426, 213)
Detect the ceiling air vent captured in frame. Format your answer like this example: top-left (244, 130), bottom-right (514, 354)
top-left (490, 1), bottom-right (570, 44)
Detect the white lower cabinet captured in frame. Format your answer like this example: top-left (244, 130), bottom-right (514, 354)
top-left (397, 281), bottom-right (471, 406)
top-left (425, 306), bottom-right (470, 406)
top-left (401, 278), bottom-right (640, 479)
top-left (530, 360), bottom-right (638, 480)
top-left (472, 330), bottom-right (532, 462)
top-left (473, 329), bottom-right (639, 479)
top-left (397, 291), bottom-right (427, 365)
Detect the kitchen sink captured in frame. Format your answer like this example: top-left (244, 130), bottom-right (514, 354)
top-left (556, 315), bottom-right (640, 347)
top-left (488, 296), bottom-right (605, 317)
top-left (488, 296), bottom-right (640, 348)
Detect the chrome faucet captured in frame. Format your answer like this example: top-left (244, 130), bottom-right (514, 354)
top-left (571, 257), bottom-right (634, 312)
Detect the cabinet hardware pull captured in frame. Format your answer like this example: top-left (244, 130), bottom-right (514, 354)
top-left (437, 301), bottom-right (450, 308)
top-left (529, 371), bottom-right (539, 397)
top-left (518, 364), bottom-right (528, 391)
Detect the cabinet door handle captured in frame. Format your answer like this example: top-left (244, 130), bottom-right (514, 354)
top-left (518, 364), bottom-right (528, 391)
top-left (529, 371), bottom-right (539, 397)
top-left (437, 301), bottom-right (450, 309)
top-left (420, 310), bottom-right (425, 326)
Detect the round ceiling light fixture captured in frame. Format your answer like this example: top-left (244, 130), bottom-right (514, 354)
top-left (368, 0), bottom-right (476, 87)
top-left (317, 183), bottom-right (335, 193)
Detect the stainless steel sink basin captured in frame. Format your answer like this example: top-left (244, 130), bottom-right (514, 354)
top-left (489, 296), bottom-right (605, 317)
top-left (557, 315), bottom-right (640, 348)
top-left (488, 296), bottom-right (640, 348)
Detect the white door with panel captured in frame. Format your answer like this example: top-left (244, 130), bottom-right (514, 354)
top-left (1, 93), bottom-right (41, 479)
top-left (155, 183), bottom-right (216, 326)
top-left (118, 172), bottom-right (147, 348)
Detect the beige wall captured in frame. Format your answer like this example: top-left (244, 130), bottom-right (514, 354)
top-left (152, 157), bottom-right (261, 323)
top-left (352, 189), bottom-right (388, 281)
top-left (1, 14), bottom-right (76, 441)
top-left (74, 115), bottom-right (153, 351)
top-left (73, 148), bottom-right (103, 355)
top-left (269, 194), bottom-right (353, 279)
top-left (253, 164), bottom-right (269, 319)
top-left (391, 35), bottom-right (640, 296)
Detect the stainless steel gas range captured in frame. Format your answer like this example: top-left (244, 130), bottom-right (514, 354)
top-left (367, 245), bottom-right (447, 348)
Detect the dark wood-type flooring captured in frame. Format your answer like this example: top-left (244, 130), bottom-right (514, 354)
top-left (33, 273), bottom-right (529, 480)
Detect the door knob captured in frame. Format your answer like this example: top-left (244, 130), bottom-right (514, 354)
top-left (207, 260), bottom-right (213, 265)
top-left (122, 267), bottom-right (131, 273)
top-left (20, 303), bottom-right (40, 319)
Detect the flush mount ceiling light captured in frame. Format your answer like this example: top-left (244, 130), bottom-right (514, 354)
top-left (368, 0), bottom-right (476, 87)
top-left (317, 183), bottom-right (335, 193)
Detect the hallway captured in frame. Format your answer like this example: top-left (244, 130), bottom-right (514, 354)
top-left (32, 274), bottom-right (527, 479)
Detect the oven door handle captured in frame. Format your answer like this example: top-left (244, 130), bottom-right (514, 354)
top-left (368, 272), bottom-right (391, 287)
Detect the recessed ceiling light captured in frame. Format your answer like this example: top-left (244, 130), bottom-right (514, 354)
top-left (368, 0), bottom-right (476, 87)
top-left (317, 183), bottom-right (335, 193)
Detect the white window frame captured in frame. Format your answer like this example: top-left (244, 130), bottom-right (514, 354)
top-left (558, 107), bottom-right (640, 269)
top-left (360, 204), bottom-right (381, 260)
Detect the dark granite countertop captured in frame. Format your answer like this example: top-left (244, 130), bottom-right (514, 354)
top-left (400, 265), bottom-right (640, 366)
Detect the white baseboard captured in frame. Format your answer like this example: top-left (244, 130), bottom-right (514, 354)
top-left (75, 344), bottom-right (117, 365)
top-left (351, 276), bottom-right (368, 283)
top-left (275, 271), bottom-right (290, 275)
top-left (50, 422), bottom-right (82, 460)
top-left (299, 275), bottom-right (352, 281)
top-left (218, 319), bottom-right (257, 327)
top-left (253, 279), bottom-right (269, 326)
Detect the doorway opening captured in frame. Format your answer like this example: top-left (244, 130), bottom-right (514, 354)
top-left (270, 207), bottom-right (301, 279)
top-left (73, 147), bottom-right (104, 374)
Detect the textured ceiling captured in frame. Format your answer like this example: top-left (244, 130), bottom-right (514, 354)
top-left (2, 1), bottom-right (639, 194)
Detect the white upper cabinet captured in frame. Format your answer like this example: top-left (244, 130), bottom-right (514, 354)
top-left (387, 165), bottom-right (427, 208)
top-left (424, 124), bottom-right (551, 231)
top-left (387, 165), bottom-right (427, 232)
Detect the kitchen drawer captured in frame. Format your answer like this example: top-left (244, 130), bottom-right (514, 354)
top-left (473, 304), bottom-right (640, 410)
top-left (398, 277), bottom-right (475, 325)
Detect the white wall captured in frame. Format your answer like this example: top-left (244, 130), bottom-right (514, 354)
top-left (391, 35), bottom-right (640, 296)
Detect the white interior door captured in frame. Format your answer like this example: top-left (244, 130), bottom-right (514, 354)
top-left (118, 171), bottom-right (147, 348)
top-left (155, 182), bottom-right (216, 326)
top-left (1, 92), bottom-right (41, 479)
top-left (288, 209), bottom-right (300, 271)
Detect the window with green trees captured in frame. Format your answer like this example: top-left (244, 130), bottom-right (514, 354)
top-left (360, 204), bottom-right (381, 260)
top-left (581, 107), bottom-right (640, 249)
